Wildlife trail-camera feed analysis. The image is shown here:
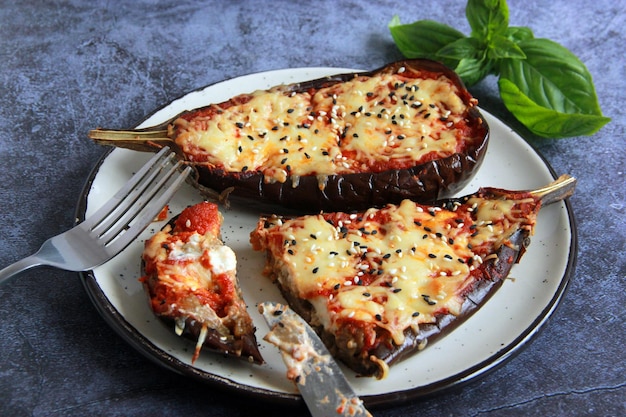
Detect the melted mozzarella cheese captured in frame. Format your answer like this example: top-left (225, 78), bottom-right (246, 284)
top-left (143, 227), bottom-right (237, 311)
top-left (254, 196), bottom-right (536, 347)
top-left (174, 70), bottom-right (471, 184)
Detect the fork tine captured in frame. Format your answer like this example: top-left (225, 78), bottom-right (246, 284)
top-left (89, 150), bottom-right (178, 237)
top-left (104, 165), bottom-right (193, 255)
top-left (81, 147), bottom-right (174, 230)
top-left (95, 159), bottom-right (186, 245)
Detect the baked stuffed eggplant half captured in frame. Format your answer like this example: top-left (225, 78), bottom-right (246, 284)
top-left (141, 201), bottom-right (263, 365)
top-left (90, 59), bottom-right (489, 213)
top-left (250, 175), bottom-right (575, 378)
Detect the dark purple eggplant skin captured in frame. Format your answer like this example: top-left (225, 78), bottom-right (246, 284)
top-left (190, 59), bottom-right (489, 213)
top-left (140, 215), bottom-right (264, 365)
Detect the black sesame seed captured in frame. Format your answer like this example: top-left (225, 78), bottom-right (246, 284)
top-left (422, 294), bottom-right (436, 305)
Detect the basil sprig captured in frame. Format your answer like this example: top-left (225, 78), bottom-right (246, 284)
top-left (389, 0), bottom-right (610, 138)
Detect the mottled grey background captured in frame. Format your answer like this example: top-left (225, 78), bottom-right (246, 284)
top-left (1, 1), bottom-right (624, 416)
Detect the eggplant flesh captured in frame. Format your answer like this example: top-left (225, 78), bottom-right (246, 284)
top-left (89, 59), bottom-right (489, 213)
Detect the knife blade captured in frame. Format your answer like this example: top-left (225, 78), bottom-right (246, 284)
top-left (259, 301), bottom-right (372, 417)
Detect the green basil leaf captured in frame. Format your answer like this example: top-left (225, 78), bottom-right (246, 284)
top-left (437, 36), bottom-right (483, 60)
top-left (505, 26), bottom-right (534, 43)
top-left (455, 55), bottom-right (495, 86)
top-left (499, 38), bottom-right (606, 116)
top-left (437, 38), bottom-right (496, 86)
top-left (487, 35), bottom-right (526, 59)
top-left (466, 0), bottom-right (509, 41)
top-left (499, 78), bottom-right (611, 137)
top-left (389, 17), bottom-right (465, 65)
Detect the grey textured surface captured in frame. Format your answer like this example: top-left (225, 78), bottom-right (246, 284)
top-left (1, 1), bottom-right (624, 416)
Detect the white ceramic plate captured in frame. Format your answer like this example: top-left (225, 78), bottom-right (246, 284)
top-left (78, 67), bottom-right (576, 406)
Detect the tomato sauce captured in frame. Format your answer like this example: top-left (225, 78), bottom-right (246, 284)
top-left (174, 201), bottom-right (221, 236)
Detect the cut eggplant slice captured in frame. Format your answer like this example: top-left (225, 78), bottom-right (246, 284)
top-left (249, 175), bottom-right (575, 378)
top-left (141, 201), bottom-right (263, 365)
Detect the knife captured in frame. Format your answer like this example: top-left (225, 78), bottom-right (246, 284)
top-left (259, 301), bottom-right (373, 417)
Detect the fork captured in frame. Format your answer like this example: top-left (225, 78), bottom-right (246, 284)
top-left (0, 147), bottom-right (192, 285)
